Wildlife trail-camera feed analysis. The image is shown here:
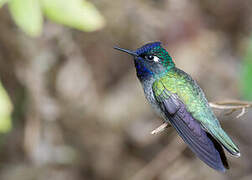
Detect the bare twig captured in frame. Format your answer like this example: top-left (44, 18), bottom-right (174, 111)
top-left (151, 123), bottom-right (170, 135)
top-left (209, 101), bottom-right (252, 110)
top-left (236, 107), bottom-right (246, 118)
top-left (209, 100), bottom-right (252, 118)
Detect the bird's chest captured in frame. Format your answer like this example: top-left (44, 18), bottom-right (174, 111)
top-left (141, 79), bottom-right (163, 116)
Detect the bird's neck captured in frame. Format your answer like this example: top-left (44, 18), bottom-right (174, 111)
top-left (134, 60), bottom-right (153, 81)
top-left (153, 66), bottom-right (175, 79)
top-left (135, 60), bottom-right (175, 82)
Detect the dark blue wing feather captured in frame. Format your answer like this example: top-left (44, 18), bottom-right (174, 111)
top-left (160, 95), bottom-right (228, 172)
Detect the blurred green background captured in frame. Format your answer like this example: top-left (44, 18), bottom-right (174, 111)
top-left (0, 0), bottom-right (251, 180)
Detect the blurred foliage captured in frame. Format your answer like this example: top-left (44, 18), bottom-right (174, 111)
top-left (0, 0), bottom-right (9, 8)
top-left (0, 81), bottom-right (12, 133)
top-left (241, 37), bottom-right (252, 100)
top-left (9, 0), bottom-right (43, 36)
top-left (41, 0), bottom-right (105, 32)
top-left (1, 0), bottom-right (105, 36)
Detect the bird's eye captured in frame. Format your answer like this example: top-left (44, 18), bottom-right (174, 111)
top-left (145, 55), bottom-right (154, 60)
top-left (145, 55), bottom-right (160, 62)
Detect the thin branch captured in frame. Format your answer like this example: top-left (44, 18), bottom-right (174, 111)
top-left (210, 100), bottom-right (252, 106)
top-left (209, 102), bottom-right (252, 110)
top-left (236, 107), bottom-right (246, 118)
top-left (151, 123), bottom-right (170, 135)
top-left (210, 100), bottom-right (252, 119)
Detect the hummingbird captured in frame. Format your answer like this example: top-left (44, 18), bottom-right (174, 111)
top-left (114, 42), bottom-right (240, 172)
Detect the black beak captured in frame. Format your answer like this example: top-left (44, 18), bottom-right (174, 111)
top-left (114, 46), bottom-right (138, 57)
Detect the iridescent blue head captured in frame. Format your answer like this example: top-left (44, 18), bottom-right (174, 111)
top-left (114, 42), bottom-right (175, 81)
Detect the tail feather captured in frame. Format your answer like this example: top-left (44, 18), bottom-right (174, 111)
top-left (207, 133), bottom-right (229, 169)
top-left (209, 127), bottom-right (240, 157)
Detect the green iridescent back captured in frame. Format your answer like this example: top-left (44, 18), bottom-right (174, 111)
top-left (152, 67), bottom-right (239, 155)
top-left (153, 67), bottom-right (217, 125)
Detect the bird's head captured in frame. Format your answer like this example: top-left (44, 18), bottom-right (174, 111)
top-left (114, 42), bottom-right (175, 80)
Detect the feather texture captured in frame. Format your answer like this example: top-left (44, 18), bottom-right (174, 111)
top-left (159, 95), bottom-right (228, 171)
top-left (153, 68), bottom-right (240, 157)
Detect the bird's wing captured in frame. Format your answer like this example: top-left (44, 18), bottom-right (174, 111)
top-left (157, 69), bottom-right (240, 157)
top-left (152, 81), bottom-right (228, 171)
